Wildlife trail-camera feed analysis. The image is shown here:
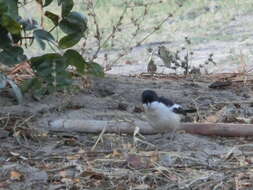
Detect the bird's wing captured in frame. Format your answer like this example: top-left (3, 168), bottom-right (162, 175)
top-left (158, 96), bottom-right (189, 116)
top-left (158, 96), bottom-right (174, 107)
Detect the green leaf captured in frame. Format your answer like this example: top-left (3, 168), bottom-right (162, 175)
top-left (21, 77), bottom-right (49, 97)
top-left (31, 53), bottom-right (65, 83)
top-left (45, 11), bottom-right (59, 26)
top-left (63, 49), bottom-right (86, 74)
top-left (61, 0), bottom-right (74, 17)
top-left (0, 25), bottom-right (12, 48)
top-left (30, 53), bottom-right (65, 76)
top-left (1, 0), bottom-right (18, 19)
top-left (0, 2), bottom-right (8, 16)
top-left (43, 0), bottom-right (54, 7)
top-left (33, 29), bottom-right (55, 50)
top-left (59, 19), bottom-right (77, 34)
top-left (87, 62), bottom-right (104, 77)
top-left (21, 78), bottom-right (42, 92)
top-left (0, 72), bottom-right (7, 89)
top-left (0, 46), bottom-right (27, 65)
top-left (30, 53), bottom-right (62, 68)
top-left (33, 29), bottom-right (54, 41)
top-left (59, 33), bottom-right (82, 49)
top-left (59, 11), bottom-right (87, 34)
top-left (1, 14), bottom-right (21, 34)
top-left (57, 0), bottom-right (63, 6)
top-left (0, 72), bottom-right (23, 104)
top-left (30, 53), bottom-right (73, 92)
top-left (54, 71), bottom-right (72, 86)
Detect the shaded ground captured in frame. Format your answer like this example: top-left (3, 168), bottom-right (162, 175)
top-left (1, 74), bottom-right (253, 189)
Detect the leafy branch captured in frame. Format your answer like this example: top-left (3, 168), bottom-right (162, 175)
top-left (0, 0), bottom-right (104, 101)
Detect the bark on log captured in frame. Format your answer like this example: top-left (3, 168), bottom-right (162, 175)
top-left (48, 119), bottom-right (155, 134)
top-left (48, 119), bottom-right (253, 137)
top-left (181, 123), bottom-right (253, 137)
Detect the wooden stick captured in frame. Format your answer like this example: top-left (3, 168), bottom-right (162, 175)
top-left (181, 123), bottom-right (253, 137)
top-left (48, 119), bottom-right (253, 137)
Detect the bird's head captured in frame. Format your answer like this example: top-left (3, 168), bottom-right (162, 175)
top-left (142, 90), bottom-right (158, 107)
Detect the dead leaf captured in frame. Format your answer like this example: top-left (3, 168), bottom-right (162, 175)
top-left (206, 115), bottom-right (219, 123)
top-left (61, 177), bottom-right (73, 184)
top-left (59, 171), bottom-right (69, 178)
top-left (235, 172), bottom-right (253, 189)
top-left (236, 117), bottom-right (253, 124)
top-left (126, 154), bottom-right (153, 169)
top-left (10, 170), bottom-right (23, 181)
top-left (67, 154), bottom-right (81, 160)
top-left (149, 151), bottom-right (159, 163)
top-left (111, 149), bottom-right (122, 158)
top-left (125, 60), bottom-right (133, 65)
top-left (81, 169), bottom-right (105, 180)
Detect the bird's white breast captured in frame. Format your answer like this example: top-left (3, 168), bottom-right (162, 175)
top-left (144, 102), bottom-right (181, 132)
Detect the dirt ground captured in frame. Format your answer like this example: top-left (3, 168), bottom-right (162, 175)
top-left (1, 74), bottom-right (253, 189)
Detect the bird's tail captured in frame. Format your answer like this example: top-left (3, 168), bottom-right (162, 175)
top-left (173, 107), bottom-right (197, 116)
top-left (184, 108), bottom-right (197, 113)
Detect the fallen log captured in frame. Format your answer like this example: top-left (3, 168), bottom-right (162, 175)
top-left (181, 123), bottom-right (253, 137)
top-left (48, 119), bottom-right (154, 134)
top-left (47, 119), bottom-right (253, 137)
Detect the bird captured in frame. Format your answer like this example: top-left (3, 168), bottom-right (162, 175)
top-left (141, 90), bottom-right (194, 138)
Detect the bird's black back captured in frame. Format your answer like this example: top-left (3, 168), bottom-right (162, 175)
top-left (158, 96), bottom-right (174, 107)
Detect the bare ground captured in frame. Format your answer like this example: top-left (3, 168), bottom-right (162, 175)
top-left (2, 5), bottom-right (253, 190)
top-left (1, 74), bottom-right (253, 189)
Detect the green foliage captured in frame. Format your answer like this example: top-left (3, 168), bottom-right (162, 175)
top-left (0, 0), bottom-right (104, 100)
top-left (45, 11), bottom-right (59, 25)
top-left (28, 53), bottom-right (71, 94)
top-left (1, 14), bottom-right (21, 34)
top-left (0, 46), bottom-right (27, 65)
top-left (59, 11), bottom-right (87, 34)
top-left (64, 49), bottom-right (86, 74)
top-left (0, 0), bottom-right (26, 66)
top-left (33, 29), bottom-right (55, 50)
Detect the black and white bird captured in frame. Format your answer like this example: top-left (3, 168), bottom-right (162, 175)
top-left (142, 90), bottom-right (193, 134)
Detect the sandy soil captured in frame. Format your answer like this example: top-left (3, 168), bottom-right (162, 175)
top-left (91, 13), bottom-right (253, 76)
